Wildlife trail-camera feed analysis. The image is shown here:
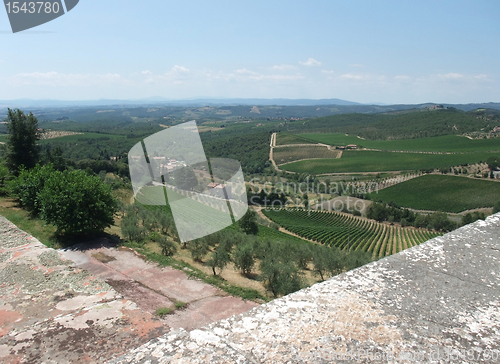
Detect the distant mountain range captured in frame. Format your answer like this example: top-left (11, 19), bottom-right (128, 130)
top-left (0, 98), bottom-right (499, 113)
top-left (0, 97), bottom-right (362, 108)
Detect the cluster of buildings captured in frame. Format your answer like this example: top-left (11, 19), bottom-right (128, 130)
top-left (205, 182), bottom-right (232, 199)
top-left (337, 144), bottom-right (358, 150)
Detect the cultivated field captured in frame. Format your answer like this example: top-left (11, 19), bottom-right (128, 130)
top-left (275, 133), bottom-right (317, 146)
top-left (263, 209), bottom-right (440, 258)
top-left (281, 150), bottom-right (498, 174)
top-left (297, 134), bottom-right (500, 152)
top-left (372, 174), bottom-right (500, 213)
top-left (273, 146), bottom-right (341, 165)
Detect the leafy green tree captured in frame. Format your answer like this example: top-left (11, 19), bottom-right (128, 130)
top-left (206, 244), bottom-right (231, 275)
top-left (343, 249), bottom-right (372, 271)
top-left (366, 202), bottom-right (388, 222)
top-left (0, 163), bottom-right (9, 195)
top-left (5, 109), bottom-right (40, 174)
top-left (39, 169), bottom-right (118, 235)
top-left (159, 236), bottom-right (177, 257)
top-left (233, 242), bottom-right (255, 275)
top-left (428, 211), bottom-right (456, 232)
top-left (259, 241), bottom-right (303, 297)
top-left (188, 238), bottom-right (210, 262)
top-left (461, 212), bottom-right (485, 226)
top-left (121, 214), bottom-right (146, 243)
top-left (294, 244), bottom-right (313, 270)
top-left (10, 164), bottom-right (55, 215)
top-left (174, 167), bottom-right (198, 191)
top-left (413, 214), bottom-right (429, 228)
top-left (487, 156), bottom-right (499, 170)
top-left (238, 209), bottom-right (259, 235)
top-left (156, 210), bottom-right (173, 235)
top-left (312, 245), bottom-right (332, 281)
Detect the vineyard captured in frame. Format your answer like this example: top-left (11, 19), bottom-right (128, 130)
top-left (263, 209), bottom-right (441, 258)
top-left (273, 145), bottom-right (341, 165)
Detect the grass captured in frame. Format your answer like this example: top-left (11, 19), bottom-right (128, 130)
top-left (155, 307), bottom-right (173, 317)
top-left (275, 133), bottom-right (317, 146)
top-left (281, 150), bottom-right (498, 174)
top-left (273, 145), bottom-right (341, 165)
top-left (0, 197), bottom-right (58, 248)
top-left (297, 134), bottom-right (500, 153)
top-left (372, 174), bottom-right (500, 213)
top-left (174, 301), bottom-right (187, 309)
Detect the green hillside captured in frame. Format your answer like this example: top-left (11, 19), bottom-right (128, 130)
top-left (285, 108), bottom-right (492, 140)
top-left (372, 174), bottom-right (500, 213)
top-left (297, 134), bottom-right (500, 152)
top-left (281, 150), bottom-right (497, 174)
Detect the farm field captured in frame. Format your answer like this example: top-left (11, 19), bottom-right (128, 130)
top-left (38, 132), bottom-right (125, 144)
top-left (372, 174), bottom-right (500, 213)
top-left (263, 208), bottom-right (440, 258)
top-left (273, 146), bottom-right (341, 165)
top-left (0, 132), bottom-right (124, 144)
top-left (281, 150), bottom-right (498, 174)
top-left (297, 134), bottom-right (500, 152)
top-left (275, 133), bottom-right (317, 146)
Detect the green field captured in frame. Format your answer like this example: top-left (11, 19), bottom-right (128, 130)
top-left (38, 132), bottom-right (125, 144)
top-left (263, 209), bottom-right (439, 258)
top-left (298, 134), bottom-right (500, 152)
top-left (275, 133), bottom-right (317, 146)
top-left (273, 146), bottom-right (341, 165)
top-left (281, 150), bottom-right (498, 174)
top-left (372, 174), bottom-right (500, 213)
top-left (0, 132), bottom-right (124, 144)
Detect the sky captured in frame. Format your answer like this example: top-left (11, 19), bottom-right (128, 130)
top-left (0, 0), bottom-right (499, 104)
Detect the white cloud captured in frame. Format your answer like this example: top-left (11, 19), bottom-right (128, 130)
top-left (141, 70), bottom-right (152, 75)
top-left (438, 73), bottom-right (464, 79)
top-left (171, 65), bottom-right (190, 73)
top-left (349, 64), bottom-right (365, 68)
top-left (395, 75), bottom-right (411, 80)
top-left (299, 58), bottom-right (322, 66)
top-left (339, 74), bottom-right (365, 80)
top-left (321, 70), bottom-right (335, 75)
top-left (272, 64), bottom-right (297, 71)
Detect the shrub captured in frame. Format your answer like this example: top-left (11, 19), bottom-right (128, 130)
top-left (159, 236), bottom-right (177, 257)
top-left (121, 214), bottom-right (146, 243)
top-left (233, 242), bottom-right (255, 275)
top-left (0, 163), bottom-right (11, 196)
top-left (10, 164), bottom-right (55, 215)
top-left (188, 238), bottom-right (210, 262)
top-left (39, 169), bottom-right (118, 235)
top-left (494, 202), bottom-right (500, 214)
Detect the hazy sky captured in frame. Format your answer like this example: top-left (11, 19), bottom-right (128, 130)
top-left (1, 0), bottom-right (499, 103)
